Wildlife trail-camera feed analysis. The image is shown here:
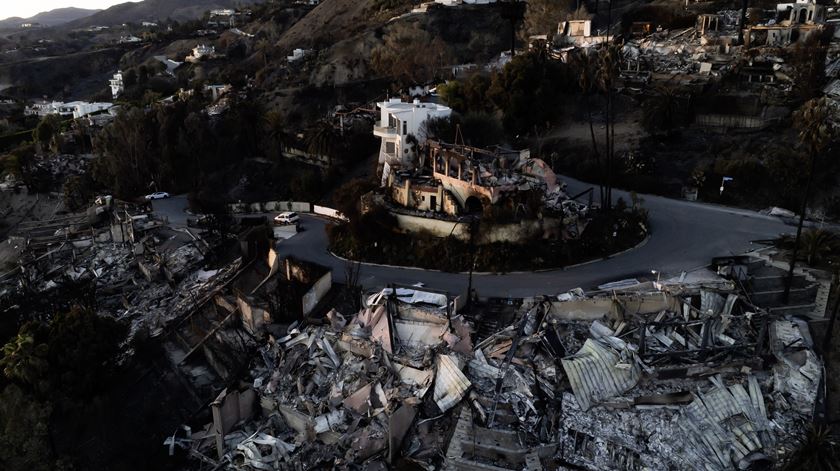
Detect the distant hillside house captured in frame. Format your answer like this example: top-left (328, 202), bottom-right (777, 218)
top-left (141, 21), bottom-right (158, 27)
top-left (186, 44), bottom-right (216, 63)
top-left (119, 35), bottom-right (142, 44)
top-left (434, 0), bottom-right (497, 5)
top-left (109, 71), bottom-right (124, 99)
top-left (204, 84), bottom-right (231, 101)
top-left (26, 101), bottom-right (113, 119)
top-left (208, 9), bottom-right (236, 27)
top-left (374, 98), bottom-right (451, 174)
top-left (287, 48), bottom-right (307, 62)
top-left (154, 55), bottom-right (184, 76)
top-left (210, 9), bottom-right (235, 16)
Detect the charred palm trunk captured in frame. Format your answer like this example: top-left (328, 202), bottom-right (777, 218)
top-left (783, 150), bottom-right (818, 303)
top-left (604, 0), bottom-right (614, 211)
top-left (738, 0), bottom-right (749, 44)
top-left (585, 96), bottom-right (604, 204)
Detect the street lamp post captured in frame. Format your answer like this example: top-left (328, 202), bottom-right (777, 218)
top-left (465, 216), bottom-right (479, 314)
top-left (719, 176), bottom-right (733, 195)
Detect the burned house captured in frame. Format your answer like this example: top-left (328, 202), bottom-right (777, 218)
top-left (377, 140), bottom-right (589, 242)
top-left (743, 0), bottom-right (826, 48)
top-left (555, 19), bottom-right (613, 48)
top-left (171, 260), bottom-right (822, 470)
top-left (230, 250), bottom-right (333, 334)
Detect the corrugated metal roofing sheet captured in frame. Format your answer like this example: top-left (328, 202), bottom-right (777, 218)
top-left (434, 354), bottom-right (471, 412)
top-left (561, 338), bottom-right (641, 410)
top-left (678, 376), bottom-right (769, 470)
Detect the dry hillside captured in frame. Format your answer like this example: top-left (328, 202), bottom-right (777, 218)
top-left (275, 0), bottom-right (403, 51)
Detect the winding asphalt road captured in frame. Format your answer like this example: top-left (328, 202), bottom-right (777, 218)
top-left (268, 177), bottom-right (794, 298)
top-left (151, 177), bottom-right (794, 297)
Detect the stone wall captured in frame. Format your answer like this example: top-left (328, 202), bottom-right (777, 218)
top-left (393, 212), bottom-right (562, 244)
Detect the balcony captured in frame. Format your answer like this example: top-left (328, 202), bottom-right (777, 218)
top-left (373, 121), bottom-right (398, 137)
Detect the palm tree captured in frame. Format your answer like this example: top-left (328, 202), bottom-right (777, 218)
top-left (572, 49), bottom-right (604, 205)
top-left (802, 229), bottom-right (840, 266)
top-left (596, 41), bottom-right (622, 211)
top-left (263, 110), bottom-right (290, 160)
top-left (784, 97), bottom-right (835, 302)
top-left (642, 85), bottom-right (688, 135)
top-left (305, 120), bottom-right (343, 168)
top-left (72, 118), bottom-right (91, 154)
top-left (255, 38), bottom-right (273, 68)
top-left (0, 326), bottom-right (49, 390)
top-left (779, 229), bottom-right (840, 267)
top-left (783, 424), bottom-right (840, 471)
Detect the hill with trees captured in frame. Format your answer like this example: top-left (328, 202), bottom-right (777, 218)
top-left (63, 0), bottom-right (265, 28)
top-left (0, 7), bottom-right (100, 31)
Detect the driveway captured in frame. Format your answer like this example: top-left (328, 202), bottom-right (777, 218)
top-left (150, 195), bottom-right (190, 227)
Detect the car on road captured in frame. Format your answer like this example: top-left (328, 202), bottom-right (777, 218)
top-left (274, 211), bottom-right (300, 225)
top-left (144, 191), bottom-right (170, 200)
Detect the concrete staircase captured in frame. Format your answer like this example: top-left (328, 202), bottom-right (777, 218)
top-left (739, 252), bottom-right (831, 319)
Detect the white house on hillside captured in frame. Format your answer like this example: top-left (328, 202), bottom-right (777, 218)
top-left (287, 48), bottom-right (307, 62)
top-left (186, 44), bottom-right (216, 62)
top-left (435, 0), bottom-right (497, 5)
top-left (25, 101), bottom-right (113, 119)
top-left (374, 98), bottom-right (451, 172)
top-left (109, 71), bottom-right (124, 98)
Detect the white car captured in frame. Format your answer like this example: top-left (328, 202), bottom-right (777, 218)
top-left (144, 191), bottom-right (170, 200)
top-left (274, 211), bottom-right (300, 225)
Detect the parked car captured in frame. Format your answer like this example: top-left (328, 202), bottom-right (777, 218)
top-left (144, 191), bottom-right (170, 200)
top-left (274, 211), bottom-right (300, 225)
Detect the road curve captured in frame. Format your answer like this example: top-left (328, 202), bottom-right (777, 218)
top-left (273, 176), bottom-right (794, 298)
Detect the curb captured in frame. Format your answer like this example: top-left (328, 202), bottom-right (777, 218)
top-left (327, 230), bottom-right (652, 276)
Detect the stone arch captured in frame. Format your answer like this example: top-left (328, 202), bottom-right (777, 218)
top-left (464, 195), bottom-right (483, 215)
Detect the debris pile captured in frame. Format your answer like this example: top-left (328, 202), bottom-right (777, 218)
top-left (177, 279), bottom-right (822, 470)
top-left (0, 200), bottom-right (223, 336)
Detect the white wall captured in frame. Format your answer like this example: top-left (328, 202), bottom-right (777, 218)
top-left (302, 271), bottom-right (332, 316)
top-left (313, 205), bottom-right (347, 221)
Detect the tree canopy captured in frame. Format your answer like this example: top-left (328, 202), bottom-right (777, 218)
top-left (370, 23), bottom-right (453, 88)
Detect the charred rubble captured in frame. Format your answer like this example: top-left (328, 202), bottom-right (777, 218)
top-left (0, 195), bottom-right (823, 471)
top-left (171, 273), bottom-right (823, 471)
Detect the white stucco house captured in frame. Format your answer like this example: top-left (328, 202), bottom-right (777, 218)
top-left (109, 71), bottom-right (124, 98)
top-left (186, 44), bottom-right (216, 62)
top-left (25, 101), bottom-right (114, 119)
top-left (373, 98), bottom-right (451, 174)
top-left (434, 0), bottom-right (497, 5)
top-left (287, 48), bottom-right (307, 62)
